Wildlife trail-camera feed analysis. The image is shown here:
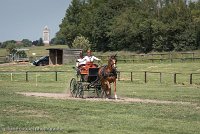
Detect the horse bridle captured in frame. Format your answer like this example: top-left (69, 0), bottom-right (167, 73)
top-left (110, 58), bottom-right (117, 69)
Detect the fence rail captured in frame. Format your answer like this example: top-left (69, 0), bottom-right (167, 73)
top-left (0, 52), bottom-right (200, 64)
top-left (0, 70), bottom-right (200, 85)
top-left (99, 52), bottom-right (200, 63)
top-left (0, 71), bottom-right (71, 82)
top-left (117, 71), bottom-right (200, 85)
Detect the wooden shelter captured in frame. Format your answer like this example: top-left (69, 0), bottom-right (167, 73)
top-left (47, 48), bottom-right (82, 65)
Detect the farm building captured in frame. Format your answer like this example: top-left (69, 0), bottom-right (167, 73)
top-left (46, 48), bottom-right (82, 65)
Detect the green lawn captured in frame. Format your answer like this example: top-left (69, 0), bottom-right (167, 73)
top-left (0, 62), bottom-right (200, 134)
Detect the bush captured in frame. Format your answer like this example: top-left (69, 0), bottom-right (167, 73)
top-left (72, 36), bottom-right (91, 52)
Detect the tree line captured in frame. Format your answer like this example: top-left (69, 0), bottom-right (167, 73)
top-left (0, 38), bottom-right (45, 55)
top-left (54, 0), bottom-right (200, 53)
top-left (0, 38), bottom-right (45, 48)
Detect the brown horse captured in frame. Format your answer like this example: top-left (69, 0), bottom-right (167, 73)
top-left (98, 55), bottom-right (118, 99)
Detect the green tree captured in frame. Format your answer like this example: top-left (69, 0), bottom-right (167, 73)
top-left (56, 0), bottom-right (86, 47)
top-left (32, 38), bottom-right (44, 46)
top-left (190, 1), bottom-right (200, 48)
top-left (21, 39), bottom-right (32, 47)
top-left (2, 40), bottom-right (16, 48)
top-left (72, 35), bottom-right (91, 52)
top-left (38, 38), bottom-right (44, 46)
top-left (56, 0), bottom-right (200, 52)
top-left (90, 0), bottom-right (135, 51)
top-left (5, 43), bottom-right (17, 54)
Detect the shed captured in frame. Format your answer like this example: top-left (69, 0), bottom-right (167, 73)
top-left (46, 48), bottom-right (82, 65)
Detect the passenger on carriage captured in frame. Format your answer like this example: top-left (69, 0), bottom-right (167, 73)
top-left (76, 51), bottom-right (86, 67)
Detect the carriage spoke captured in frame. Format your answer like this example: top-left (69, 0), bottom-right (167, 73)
top-left (70, 78), bottom-right (78, 97)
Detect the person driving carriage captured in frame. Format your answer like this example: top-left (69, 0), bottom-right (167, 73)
top-left (78, 50), bottom-right (101, 65)
top-left (76, 50), bottom-right (101, 81)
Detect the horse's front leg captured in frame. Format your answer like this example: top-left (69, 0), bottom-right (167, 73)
top-left (114, 79), bottom-right (117, 99)
top-left (100, 81), bottom-right (106, 98)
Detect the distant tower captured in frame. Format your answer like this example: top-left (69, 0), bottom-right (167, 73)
top-left (43, 25), bottom-right (50, 45)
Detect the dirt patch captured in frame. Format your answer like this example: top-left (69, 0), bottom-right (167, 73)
top-left (18, 92), bottom-right (70, 99)
top-left (17, 92), bottom-right (196, 106)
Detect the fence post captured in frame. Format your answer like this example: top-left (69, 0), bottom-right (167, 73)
top-left (170, 53), bottom-right (172, 63)
top-left (131, 72), bottom-right (133, 82)
top-left (118, 71), bottom-right (120, 81)
top-left (190, 73), bottom-right (193, 84)
top-left (145, 71), bottom-right (147, 83)
top-left (36, 73), bottom-right (38, 86)
top-left (192, 53), bottom-right (194, 61)
top-left (26, 71), bottom-right (28, 82)
top-left (11, 73), bottom-right (13, 81)
top-left (160, 72), bottom-right (162, 83)
top-left (55, 71), bottom-right (58, 81)
top-left (174, 73), bottom-right (177, 84)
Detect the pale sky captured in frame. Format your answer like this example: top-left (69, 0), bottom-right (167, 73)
top-left (0, 0), bottom-right (198, 42)
top-left (0, 0), bottom-right (72, 42)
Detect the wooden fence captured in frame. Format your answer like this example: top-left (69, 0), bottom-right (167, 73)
top-left (0, 71), bottom-right (68, 82)
top-left (0, 70), bottom-right (200, 85)
top-left (98, 52), bottom-right (200, 63)
top-left (117, 71), bottom-right (200, 85)
top-left (0, 52), bottom-right (200, 64)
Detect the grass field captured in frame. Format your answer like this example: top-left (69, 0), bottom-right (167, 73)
top-left (0, 45), bottom-right (68, 57)
top-left (0, 62), bottom-right (200, 134)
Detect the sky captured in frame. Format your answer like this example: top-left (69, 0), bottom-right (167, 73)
top-left (0, 0), bottom-right (198, 43)
top-left (0, 0), bottom-right (72, 42)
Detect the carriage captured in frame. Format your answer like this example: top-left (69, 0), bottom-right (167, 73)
top-left (70, 62), bottom-right (102, 98)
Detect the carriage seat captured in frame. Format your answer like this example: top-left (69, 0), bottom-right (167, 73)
top-left (78, 62), bottom-right (98, 75)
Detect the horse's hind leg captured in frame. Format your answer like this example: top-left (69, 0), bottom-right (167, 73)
top-left (100, 83), bottom-right (107, 98)
top-left (100, 89), bottom-right (105, 98)
top-left (107, 86), bottom-right (112, 99)
top-left (101, 83), bottom-right (111, 99)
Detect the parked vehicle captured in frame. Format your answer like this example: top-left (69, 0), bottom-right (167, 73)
top-left (33, 56), bottom-right (49, 66)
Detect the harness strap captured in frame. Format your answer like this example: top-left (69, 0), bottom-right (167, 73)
top-left (100, 65), bottom-right (117, 79)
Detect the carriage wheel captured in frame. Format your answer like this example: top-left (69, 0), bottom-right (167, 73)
top-left (70, 78), bottom-right (78, 97)
top-left (77, 82), bottom-right (84, 98)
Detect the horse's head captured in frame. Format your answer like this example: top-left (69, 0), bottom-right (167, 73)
top-left (108, 54), bottom-right (117, 69)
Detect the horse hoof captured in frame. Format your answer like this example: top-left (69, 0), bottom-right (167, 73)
top-left (114, 95), bottom-right (118, 100)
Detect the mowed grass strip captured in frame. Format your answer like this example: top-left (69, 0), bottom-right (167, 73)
top-left (0, 62), bottom-right (200, 133)
top-left (0, 82), bottom-right (200, 133)
top-left (0, 84), bottom-right (200, 134)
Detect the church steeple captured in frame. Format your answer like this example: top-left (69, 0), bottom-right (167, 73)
top-left (42, 25), bottom-right (50, 45)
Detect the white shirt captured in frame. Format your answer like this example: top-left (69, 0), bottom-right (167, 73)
top-left (76, 58), bottom-right (86, 67)
top-left (80, 56), bottom-right (100, 63)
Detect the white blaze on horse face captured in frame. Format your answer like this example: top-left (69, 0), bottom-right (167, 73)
top-left (112, 59), bottom-right (116, 68)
